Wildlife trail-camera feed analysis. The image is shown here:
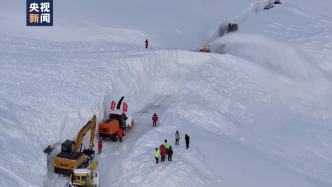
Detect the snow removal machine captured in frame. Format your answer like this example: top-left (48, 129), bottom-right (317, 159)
top-left (199, 45), bottom-right (211, 53)
top-left (64, 161), bottom-right (100, 187)
top-left (274, 0), bottom-right (281, 4)
top-left (53, 115), bottom-right (97, 175)
top-left (225, 23), bottom-right (238, 33)
top-left (264, 0), bottom-right (282, 10)
top-left (98, 96), bottom-right (135, 141)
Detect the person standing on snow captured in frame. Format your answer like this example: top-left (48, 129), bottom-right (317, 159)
top-left (152, 113), bottom-right (158, 127)
top-left (164, 139), bottom-right (169, 153)
top-left (145, 39), bottom-right (149, 48)
top-left (167, 146), bottom-right (173, 161)
top-left (98, 140), bottom-right (103, 154)
top-left (155, 148), bottom-right (160, 164)
top-left (175, 130), bottom-right (180, 145)
top-left (118, 128), bottom-right (123, 143)
top-left (159, 144), bottom-right (166, 162)
top-left (185, 134), bottom-right (190, 149)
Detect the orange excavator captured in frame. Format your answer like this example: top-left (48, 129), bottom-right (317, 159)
top-left (53, 115), bottom-right (96, 175)
top-left (98, 97), bottom-right (134, 141)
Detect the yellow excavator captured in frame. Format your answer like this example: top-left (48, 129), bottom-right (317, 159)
top-left (53, 115), bottom-right (96, 175)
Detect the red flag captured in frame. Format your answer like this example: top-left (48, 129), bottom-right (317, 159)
top-left (110, 100), bottom-right (116, 110)
top-left (123, 102), bottom-right (128, 112)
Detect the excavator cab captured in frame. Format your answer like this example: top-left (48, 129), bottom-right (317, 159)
top-left (61, 140), bottom-right (75, 153)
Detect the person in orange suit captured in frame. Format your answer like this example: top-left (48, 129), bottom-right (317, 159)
top-left (98, 140), bottom-right (103, 154)
top-left (145, 39), bottom-right (149, 48)
top-left (152, 113), bottom-right (158, 127)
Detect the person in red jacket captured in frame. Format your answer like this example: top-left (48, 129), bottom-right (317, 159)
top-left (98, 140), bottom-right (103, 155)
top-left (118, 128), bottom-right (123, 143)
top-left (145, 39), bottom-right (149, 48)
top-left (159, 144), bottom-right (166, 162)
top-left (152, 113), bottom-right (158, 127)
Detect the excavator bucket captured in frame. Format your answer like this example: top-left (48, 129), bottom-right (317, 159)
top-left (87, 161), bottom-right (98, 171)
top-left (43, 145), bottom-right (54, 155)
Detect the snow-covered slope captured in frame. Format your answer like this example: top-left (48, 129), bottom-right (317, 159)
top-left (1, 0), bottom-right (259, 49)
top-left (1, 0), bottom-right (332, 187)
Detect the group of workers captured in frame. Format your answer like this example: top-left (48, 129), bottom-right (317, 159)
top-left (153, 127), bottom-right (191, 164)
top-left (153, 113), bottom-right (191, 164)
top-left (154, 132), bottom-right (191, 164)
top-left (155, 139), bottom-right (173, 163)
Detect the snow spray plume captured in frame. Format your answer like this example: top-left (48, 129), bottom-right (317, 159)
top-left (209, 33), bottom-right (332, 109)
top-left (209, 33), bottom-right (318, 79)
top-left (117, 96), bottom-right (124, 110)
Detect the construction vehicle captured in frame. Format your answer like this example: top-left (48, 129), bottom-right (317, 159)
top-left (98, 111), bottom-right (135, 141)
top-left (98, 113), bottom-right (127, 141)
top-left (64, 161), bottom-right (100, 187)
top-left (274, 0), bottom-right (281, 4)
top-left (227, 23), bottom-right (238, 33)
top-left (199, 45), bottom-right (211, 53)
top-left (53, 115), bottom-right (97, 175)
top-left (265, 0), bottom-right (281, 10)
top-left (98, 97), bottom-right (134, 141)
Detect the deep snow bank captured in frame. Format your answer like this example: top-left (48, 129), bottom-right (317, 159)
top-left (1, 32), bottom-right (332, 187)
top-left (1, 0), bottom-right (332, 186)
top-left (0, 36), bottom-right (215, 187)
top-left (110, 50), bottom-right (332, 186)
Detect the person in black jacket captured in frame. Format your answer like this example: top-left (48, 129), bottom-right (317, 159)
top-left (185, 134), bottom-right (190, 149)
top-left (167, 146), bottom-right (173, 161)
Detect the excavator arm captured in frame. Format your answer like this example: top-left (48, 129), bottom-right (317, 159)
top-left (73, 115), bottom-right (97, 153)
top-left (89, 116), bottom-right (96, 150)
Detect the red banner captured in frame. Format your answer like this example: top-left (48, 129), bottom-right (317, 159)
top-left (123, 102), bottom-right (128, 112)
top-left (110, 100), bottom-right (116, 110)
